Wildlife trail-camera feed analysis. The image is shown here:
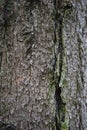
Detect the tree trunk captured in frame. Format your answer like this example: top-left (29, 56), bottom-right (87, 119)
top-left (0, 0), bottom-right (87, 130)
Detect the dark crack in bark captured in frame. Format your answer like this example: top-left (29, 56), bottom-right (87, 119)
top-left (53, 0), bottom-right (66, 130)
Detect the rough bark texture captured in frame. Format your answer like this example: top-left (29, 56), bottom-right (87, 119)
top-left (0, 0), bottom-right (55, 130)
top-left (63, 1), bottom-right (87, 130)
top-left (0, 0), bottom-right (87, 130)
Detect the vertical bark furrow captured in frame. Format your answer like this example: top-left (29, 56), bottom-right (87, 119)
top-left (52, 1), bottom-right (66, 130)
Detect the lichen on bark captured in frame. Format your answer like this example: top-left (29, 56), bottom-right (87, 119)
top-left (51, 0), bottom-right (70, 130)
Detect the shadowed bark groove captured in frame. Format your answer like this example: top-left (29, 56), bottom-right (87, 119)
top-left (52, 0), bottom-right (66, 130)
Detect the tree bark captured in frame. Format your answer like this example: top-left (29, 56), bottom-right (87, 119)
top-left (64, 1), bottom-right (87, 130)
top-left (0, 0), bottom-right (87, 130)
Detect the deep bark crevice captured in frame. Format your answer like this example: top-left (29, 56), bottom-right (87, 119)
top-left (53, 0), bottom-right (66, 130)
top-left (54, 20), bottom-right (66, 130)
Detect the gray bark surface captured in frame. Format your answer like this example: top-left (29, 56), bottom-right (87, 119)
top-left (0, 0), bottom-right (87, 130)
top-left (64, 1), bottom-right (87, 130)
top-left (0, 1), bottom-right (55, 130)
